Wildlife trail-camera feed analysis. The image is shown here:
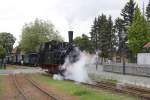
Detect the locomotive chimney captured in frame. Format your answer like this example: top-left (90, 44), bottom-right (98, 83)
top-left (68, 31), bottom-right (73, 43)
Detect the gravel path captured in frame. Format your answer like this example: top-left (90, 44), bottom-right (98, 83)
top-left (0, 67), bottom-right (45, 75)
top-left (87, 64), bottom-right (150, 88)
top-left (0, 70), bottom-right (14, 74)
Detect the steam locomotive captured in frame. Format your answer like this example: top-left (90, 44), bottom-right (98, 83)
top-left (6, 31), bottom-right (80, 74)
top-left (38, 31), bottom-right (80, 74)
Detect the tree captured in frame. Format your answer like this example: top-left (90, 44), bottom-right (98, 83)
top-left (74, 34), bottom-right (93, 53)
top-left (121, 0), bottom-right (136, 26)
top-left (0, 46), bottom-right (6, 68)
top-left (91, 14), bottom-right (109, 57)
top-left (90, 17), bottom-right (98, 52)
top-left (0, 32), bottom-right (16, 54)
top-left (114, 17), bottom-right (125, 53)
top-left (120, 0), bottom-right (136, 62)
top-left (0, 47), bottom-right (6, 59)
top-left (90, 14), bottom-right (116, 58)
top-left (20, 19), bottom-right (63, 53)
top-left (128, 6), bottom-right (150, 54)
top-left (107, 16), bottom-right (116, 59)
top-left (146, 0), bottom-right (150, 21)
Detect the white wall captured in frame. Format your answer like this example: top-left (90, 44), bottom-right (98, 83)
top-left (137, 53), bottom-right (150, 65)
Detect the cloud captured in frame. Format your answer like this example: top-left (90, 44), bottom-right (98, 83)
top-left (50, 0), bottom-right (127, 23)
top-left (0, 0), bottom-right (149, 46)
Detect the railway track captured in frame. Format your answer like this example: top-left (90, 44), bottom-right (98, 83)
top-left (11, 74), bottom-right (58, 100)
top-left (81, 80), bottom-right (150, 100)
top-left (24, 74), bottom-right (58, 100)
top-left (11, 74), bottom-right (29, 100)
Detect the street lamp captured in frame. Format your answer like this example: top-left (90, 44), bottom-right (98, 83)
top-left (121, 30), bottom-right (126, 75)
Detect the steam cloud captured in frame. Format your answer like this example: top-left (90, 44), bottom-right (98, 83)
top-left (53, 48), bottom-right (98, 83)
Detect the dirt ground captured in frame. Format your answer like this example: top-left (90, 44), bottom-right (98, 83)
top-left (0, 75), bottom-right (24, 100)
top-left (0, 74), bottom-right (78, 100)
top-left (28, 74), bottom-right (79, 100)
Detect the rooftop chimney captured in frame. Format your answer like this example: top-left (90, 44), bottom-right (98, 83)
top-left (68, 31), bottom-right (73, 43)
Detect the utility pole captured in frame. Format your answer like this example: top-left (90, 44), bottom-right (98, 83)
top-left (95, 30), bottom-right (98, 70)
top-left (121, 30), bottom-right (126, 75)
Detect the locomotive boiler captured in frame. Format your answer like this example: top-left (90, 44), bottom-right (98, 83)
top-left (38, 31), bottom-right (80, 74)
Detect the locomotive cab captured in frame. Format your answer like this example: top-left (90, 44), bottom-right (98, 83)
top-left (39, 31), bottom-right (80, 74)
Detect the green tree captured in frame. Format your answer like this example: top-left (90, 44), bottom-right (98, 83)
top-left (107, 16), bottom-right (116, 59)
top-left (74, 34), bottom-right (93, 53)
top-left (90, 14), bottom-right (116, 58)
top-left (95, 14), bottom-right (109, 57)
top-left (0, 46), bottom-right (6, 68)
top-left (114, 17), bottom-right (125, 53)
top-left (0, 47), bottom-right (6, 58)
top-left (90, 17), bottom-right (99, 51)
top-left (121, 0), bottom-right (136, 62)
top-left (121, 0), bottom-right (136, 26)
top-left (146, 0), bottom-right (150, 21)
top-left (20, 19), bottom-right (63, 53)
top-left (0, 32), bottom-right (16, 54)
top-left (128, 6), bottom-right (150, 54)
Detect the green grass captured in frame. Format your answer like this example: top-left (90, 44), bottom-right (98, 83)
top-left (6, 65), bottom-right (19, 69)
top-left (33, 74), bottom-right (138, 100)
top-left (0, 75), bottom-right (5, 96)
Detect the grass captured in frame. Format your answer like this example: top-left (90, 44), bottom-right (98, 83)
top-left (6, 65), bottom-right (19, 69)
top-left (0, 75), bottom-right (6, 97)
top-left (6, 65), bottom-right (29, 69)
top-left (33, 74), bottom-right (138, 100)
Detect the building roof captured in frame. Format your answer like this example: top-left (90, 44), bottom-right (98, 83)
top-left (144, 42), bottom-right (150, 48)
top-left (11, 47), bottom-right (18, 54)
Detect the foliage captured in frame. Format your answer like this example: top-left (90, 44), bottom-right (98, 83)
top-left (114, 17), bottom-right (125, 53)
top-left (120, 0), bottom-right (136, 49)
top-left (146, 0), bottom-right (150, 22)
top-left (74, 34), bottom-right (93, 53)
top-left (107, 16), bottom-right (117, 59)
top-left (128, 7), bottom-right (150, 54)
top-left (0, 47), bottom-right (6, 58)
top-left (90, 14), bottom-right (116, 58)
top-left (121, 0), bottom-right (136, 26)
top-left (0, 32), bottom-right (16, 54)
top-left (20, 19), bottom-right (63, 53)
top-left (120, 0), bottom-right (136, 62)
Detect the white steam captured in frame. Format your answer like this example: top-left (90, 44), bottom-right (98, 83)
top-left (63, 52), bottom-right (90, 82)
top-left (53, 49), bottom-right (98, 83)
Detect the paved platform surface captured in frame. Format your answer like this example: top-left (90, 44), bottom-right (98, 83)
top-left (87, 64), bottom-right (150, 88)
top-left (0, 70), bottom-right (14, 74)
top-left (0, 67), bottom-right (45, 75)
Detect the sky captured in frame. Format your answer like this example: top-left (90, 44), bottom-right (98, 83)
top-left (0, 0), bottom-right (149, 46)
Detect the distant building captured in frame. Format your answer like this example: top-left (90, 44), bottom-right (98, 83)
top-left (137, 42), bottom-right (150, 65)
top-left (143, 42), bottom-right (150, 53)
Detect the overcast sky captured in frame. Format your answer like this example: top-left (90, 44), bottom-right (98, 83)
top-left (0, 0), bottom-right (149, 46)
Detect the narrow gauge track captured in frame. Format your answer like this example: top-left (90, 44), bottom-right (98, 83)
top-left (11, 74), bottom-right (29, 100)
top-left (11, 74), bottom-right (58, 100)
top-left (81, 81), bottom-right (150, 100)
top-left (24, 74), bottom-right (58, 100)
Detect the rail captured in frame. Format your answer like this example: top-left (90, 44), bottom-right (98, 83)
top-left (24, 74), bottom-right (58, 100)
top-left (11, 74), bottom-right (28, 100)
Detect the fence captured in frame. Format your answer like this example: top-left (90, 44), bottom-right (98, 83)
top-left (103, 63), bottom-right (150, 77)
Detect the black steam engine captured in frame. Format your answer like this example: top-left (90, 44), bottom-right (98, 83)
top-left (6, 31), bottom-right (79, 74)
top-left (38, 31), bottom-right (79, 73)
